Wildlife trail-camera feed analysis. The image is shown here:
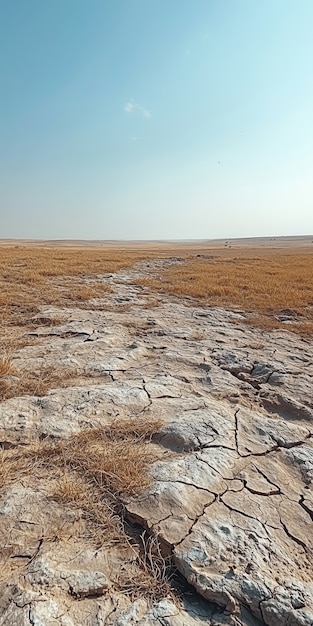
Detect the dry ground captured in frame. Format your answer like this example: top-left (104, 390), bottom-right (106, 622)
top-left (1, 241), bottom-right (313, 398)
top-left (138, 246), bottom-right (313, 335)
top-left (0, 243), bottom-right (181, 598)
top-left (0, 239), bottom-right (313, 603)
top-left (0, 244), bottom-right (171, 399)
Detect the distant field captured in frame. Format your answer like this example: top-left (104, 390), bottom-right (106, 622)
top-left (139, 246), bottom-right (313, 335)
top-left (1, 240), bottom-right (313, 342)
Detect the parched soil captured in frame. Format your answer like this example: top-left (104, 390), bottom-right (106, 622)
top-left (0, 241), bottom-right (312, 625)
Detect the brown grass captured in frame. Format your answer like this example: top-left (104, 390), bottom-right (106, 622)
top-left (139, 250), bottom-right (313, 335)
top-left (0, 417), bottom-right (173, 599)
top-left (0, 357), bottom-right (13, 377)
top-left (0, 244), bottom-right (166, 399)
top-left (0, 244), bottom-right (162, 333)
top-left (0, 363), bottom-right (117, 402)
top-left (0, 416), bottom-right (163, 499)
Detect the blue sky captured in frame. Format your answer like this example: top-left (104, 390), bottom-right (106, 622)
top-left (1, 0), bottom-right (312, 239)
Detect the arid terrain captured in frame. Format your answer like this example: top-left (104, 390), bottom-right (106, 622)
top-left (0, 238), bottom-right (312, 625)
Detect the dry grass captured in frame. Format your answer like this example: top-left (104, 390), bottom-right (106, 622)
top-left (0, 417), bottom-right (173, 599)
top-left (139, 250), bottom-right (313, 335)
top-left (0, 363), bottom-right (116, 402)
top-left (0, 356), bottom-right (15, 401)
top-left (0, 244), bottom-right (162, 333)
top-left (0, 357), bottom-right (13, 377)
top-left (116, 530), bottom-right (173, 600)
top-left (0, 244), bottom-right (164, 399)
top-left (0, 365), bottom-right (81, 402)
top-left (0, 416), bottom-right (163, 510)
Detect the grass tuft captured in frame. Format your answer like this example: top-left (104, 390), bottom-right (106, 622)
top-left (0, 365), bottom-right (79, 402)
top-left (0, 417), bottom-right (172, 599)
top-left (0, 357), bottom-right (13, 377)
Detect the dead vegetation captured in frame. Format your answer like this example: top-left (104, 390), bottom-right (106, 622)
top-left (0, 357), bottom-right (13, 377)
top-left (0, 416), bottom-right (173, 598)
top-left (0, 243), bottom-right (164, 333)
top-left (138, 249), bottom-right (313, 335)
top-left (0, 363), bottom-right (91, 402)
top-left (0, 244), bottom-right (162, 397)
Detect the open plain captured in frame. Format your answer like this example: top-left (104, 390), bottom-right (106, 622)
top-left (0, 238), bottom-right (313, 626)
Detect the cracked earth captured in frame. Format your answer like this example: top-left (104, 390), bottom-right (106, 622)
top-left (0, 257), bottom-right (313, 625)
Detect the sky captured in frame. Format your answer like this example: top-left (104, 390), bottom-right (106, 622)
top-left (1, 0), bottom-right (313, 240)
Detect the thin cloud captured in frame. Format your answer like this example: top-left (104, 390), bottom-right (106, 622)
top-left (124, 99), bottom-right (151, 119)
top-left (124, 101), bottom-right (135, 113)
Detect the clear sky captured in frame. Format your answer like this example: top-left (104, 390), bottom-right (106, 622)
top-left (1, 0), bottom-right (312, 240)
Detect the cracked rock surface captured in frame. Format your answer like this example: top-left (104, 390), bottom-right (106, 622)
top-left (1, 258), bottom-right (312, 625)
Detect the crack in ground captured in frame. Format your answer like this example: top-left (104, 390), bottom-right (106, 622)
top-left (235, 410), bottom-right (311, 458)
top-left (299, 495), bottom-right (313, 522)
top-left (156, 478), bottom-right (217, 496)
top-left (244, 481), bottom-right (281, 497)
top-left (194, 453), bottom-right (234, 482)
top-left (220, 497), bottom-right (278, 539)
top-left (150, 512), bottom-right (174, 530)
top-left (234, 408), bottom-right (240, 455)
top-left (28, 607), bottom-right (35, 626)
top-left (142, 383), bottom-right (151, 400)
top-left (279, 516), bottom-right (308, 553)
top-left (191, 443), bottom-right (237, 453)
top-left (173, 495), bottom-right (218, 548)
top-left (252, 464), bottom-right (282, 494)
